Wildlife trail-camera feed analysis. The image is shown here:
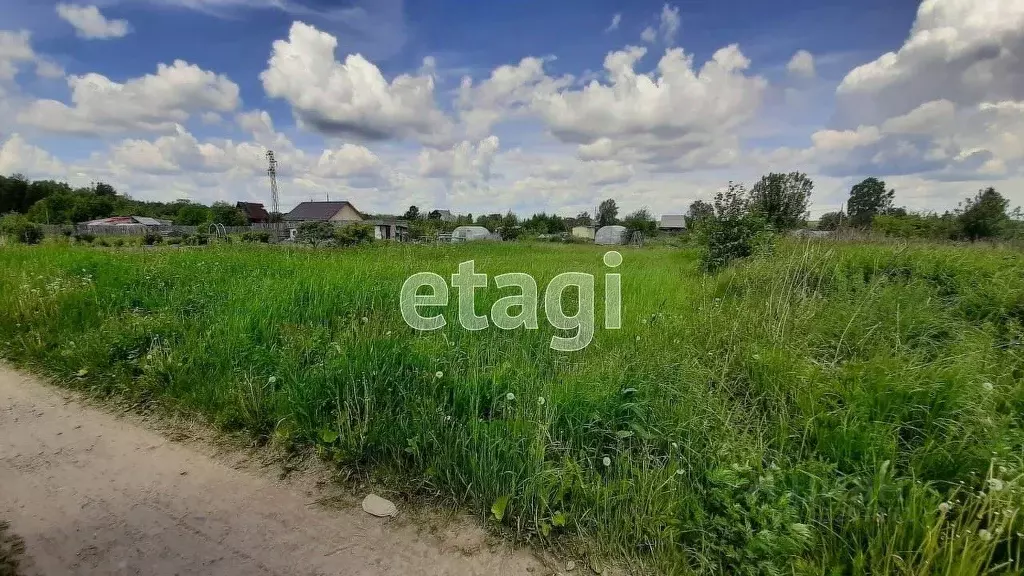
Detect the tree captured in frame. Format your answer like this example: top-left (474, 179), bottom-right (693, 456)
top-left (297, 221), bottom-right (334, 246)
top-left (404, 206), bottom-right (421, 220)
top-left (957, 187), bottom-right (1009, 240)
top-left (697, 182), bottom-right (772, 271)
top-left (847, 177), bottom-right (895, 227)
top-left (210, 202), bottom-right (248, 226)
top-left (94, 182), bottom-right (117, 197)
top-left (817, 212), bottom-right (844, 231)
top-left (597, 199), bottom-right (618, 226)
top-left (573, 211), bottom-right (593, 226)
top-left (622, 208), bottom-right (657, 237)
top-left (174, 201), bottom-right (212, 226)
top-left (686, 200), bottom-right (715, 228)
top-left (749, 172), bottom-right (813, 230)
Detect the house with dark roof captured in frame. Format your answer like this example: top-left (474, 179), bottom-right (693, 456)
top-left (283, 201), bottom-right (409, 241)
top-left (658, 215), bottom-right (687, 233)
top-left (236, 202), bottom-right (270, 224)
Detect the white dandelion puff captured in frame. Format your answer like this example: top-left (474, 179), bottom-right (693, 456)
top-left (537, 397), bottom-right (545, 406)
top-left (988, 478), bottom-right (1005, 492)
top-left (979, 529), bottom-right (993, 541)
top-left (506, 392), bottom-right (515, 401)
top-left (434, 371), bottom-right (444, 379)
top-left (602, 456), bottom-right (611, 467)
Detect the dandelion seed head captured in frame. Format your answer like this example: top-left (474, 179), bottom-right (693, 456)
top-left (434, 371), bottom-right (444, 379)
top-left (506, 392), bottom-right (515, 401)
top-left (979, 529), bottom-right (993, 541)
top-left (602, 456), bottom-right (611, 467)
top-left (537, 397), bottom-right (545, 406)
top-left (988, 478), bottom-right (1005, 492)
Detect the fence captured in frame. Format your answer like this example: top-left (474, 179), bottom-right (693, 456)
top-left (40, 223), bottom-right (289, 237)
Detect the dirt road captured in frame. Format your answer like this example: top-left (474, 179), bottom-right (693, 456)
top-left (0, 365), bottom-right (543, 575)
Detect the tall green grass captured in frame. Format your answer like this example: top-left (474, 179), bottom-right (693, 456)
top-left (0, 240), bottom-right (1022, 574)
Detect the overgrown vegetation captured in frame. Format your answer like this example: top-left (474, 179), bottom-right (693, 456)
top-left (1, 240), bottom-right (1021, 575)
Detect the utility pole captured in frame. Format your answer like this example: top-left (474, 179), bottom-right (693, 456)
top-left (266, 150), bottom-right (279, 216)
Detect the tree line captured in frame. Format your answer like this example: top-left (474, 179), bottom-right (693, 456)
top-left (0, 174), bottom-right (253, 227)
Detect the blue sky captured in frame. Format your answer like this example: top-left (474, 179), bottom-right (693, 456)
top-left (1, 0), bottom-right (1022, 217)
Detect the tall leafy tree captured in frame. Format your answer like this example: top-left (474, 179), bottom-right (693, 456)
top-left (404, 205), bottom-right (421, 220)
top-left (957, 187), bottom-right (1009, 240)
top-left (211, 202), bottom-right (248, 226)
top-left (622, 208), bottom-right (657, 236)
top-left (749, 172), bottom-right (813, 230)
top-left (686, 200), bottom-right (715, 228)
top-left (597, 199), bottom-right (619, 226)
top-left (847, 177), bottom-right (895, 227)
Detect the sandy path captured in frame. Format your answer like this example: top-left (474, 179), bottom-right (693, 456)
top-left (0, 365), bottom-right (543, 575)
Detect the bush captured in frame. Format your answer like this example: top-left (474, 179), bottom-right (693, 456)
top-left (94, 237), bottom-right (109, 247)
top-left (334, 223), bottom-right (375, 246)
top-left (166, 237), bottom-right (182, 246)
top-left (183, 233), bottom-right (209, 246)
top-left (817, 212), bottom-right (844, 231)
top-left (143, 232), bottom-right (163, 246)
top-left (698, 182), bottom-right (775, 272)
top-left (297, 221), bottom-right (335, 246)
top-left (72, 232), bottom-right (96, 244)
top-left (0, 214), bottom-right (44, 245)
top-left (110, 237), bottom-right (125, 248)
top-left (241, 230), bottom-right (271, 244)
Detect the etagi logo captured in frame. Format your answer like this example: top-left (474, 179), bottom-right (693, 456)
top-left (400, 251), bottom-right (623, 352)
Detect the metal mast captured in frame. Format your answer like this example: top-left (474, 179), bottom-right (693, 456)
top-left (266, 150), bottom-right (280, 215)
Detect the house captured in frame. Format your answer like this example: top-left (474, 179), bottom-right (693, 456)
top-left (658, 215), bottom-right (687, 233)
top-left (283, 201), bottom-right (408, 241)
top-left (82, 216), bottom-right (172, 228)
top-left (236, 202), bottom-right (270, 224)
top-left (431, 209), bottom-right (456, 223)
top-left (571, 225), bottom-right (595, 240)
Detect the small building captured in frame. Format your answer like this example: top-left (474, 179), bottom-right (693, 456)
top-left (451, 225), bottom-right (494, 242)
top-left (283, 201), bottom-right (407, 241)
top-left (658, 215), bottom-right (687, 233)
top-left (283, 201), bottom-right (364, 224)
top-left (594, 225), bottom-right (627, 245)
top-left (82, 216), bottom-right (172, 228)
top-left (571, 225), bottom-right (596, 240)
top-left (236, 202), bottom-right (270, 224)
top-left (366, 219), bottom-right (410, 241)
top-left (431, 209), bottom-right (457, 223)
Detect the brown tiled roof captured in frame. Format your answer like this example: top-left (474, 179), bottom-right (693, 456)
top-left (236, 202), bottom-right (270, 221)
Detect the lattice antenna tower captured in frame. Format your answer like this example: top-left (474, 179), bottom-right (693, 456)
top-left (266, 150), bottom-right (280, 215)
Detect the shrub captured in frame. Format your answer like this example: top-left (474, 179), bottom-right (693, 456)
top-left (166, 237), bottom-right (182, 246)
top-left (956, 187), bottom-right (1009, 241)
top-left (183, 233), bottom-right (209, 246)
top-left (0, 214), bottom-right (44, 245)
top-left (241, 230), bottom-right (271, 244)
top-left (94, 237), bottom-right (109, 247)
top-left (110, 237), bottom-right (125, 248)
top-left (817, 211), bottom-right (844, 231)
top-left (697, 182), bottom-right (775, 271)
top-left (297, 221), bottom-right (335, 246)
top-left (73, 232), bottom-right (96, 244)
top-left (143, 232), bottom-right (163, 246)
top-left (334, 223), bottom-right (375, 246)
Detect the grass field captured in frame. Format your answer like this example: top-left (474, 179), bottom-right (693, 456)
top-left (0, 240), bottom-right (1022, 574)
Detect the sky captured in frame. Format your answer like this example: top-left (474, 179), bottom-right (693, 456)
top-left (0, 0), bottom-right (1022, 217)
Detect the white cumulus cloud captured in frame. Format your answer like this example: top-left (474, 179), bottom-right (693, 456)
top-left (261, 21), bottom-right (451, 144)
top-left (56, 4), bottom-right (131, 40)
top-left (786, 50), bottom-right (815, 78)
top-left (18, 60), bottom-right (240, 135)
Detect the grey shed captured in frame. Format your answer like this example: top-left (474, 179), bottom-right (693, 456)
top-left (594, 225), bottom-right (627, 245)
